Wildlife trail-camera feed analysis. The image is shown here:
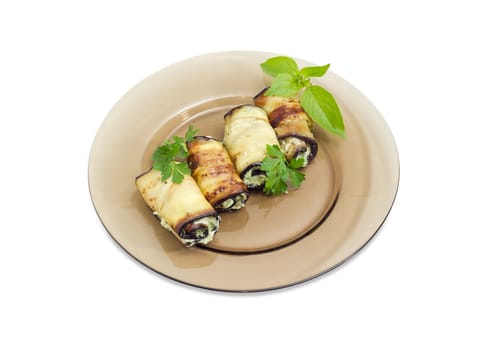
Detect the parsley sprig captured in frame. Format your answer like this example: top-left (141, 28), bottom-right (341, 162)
top-left (152, 125), bottom-right (198, 184)
top-left (260, 56), bottom-right (345, 138)
top-left (260, 144), bottom-right (305, 195)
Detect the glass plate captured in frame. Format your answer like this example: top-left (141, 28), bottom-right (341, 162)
top-left (88, 51), bottom-right (399, 292)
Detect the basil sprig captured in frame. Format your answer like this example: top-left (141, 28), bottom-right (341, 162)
top-left (260, 56), bottom-right (345, 138)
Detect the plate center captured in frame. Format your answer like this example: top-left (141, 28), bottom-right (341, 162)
top-left (145, 97), bottom-right (338, 254)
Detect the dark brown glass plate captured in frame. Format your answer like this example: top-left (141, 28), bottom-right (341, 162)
top-left (88, 51), bottom-right (399, 292)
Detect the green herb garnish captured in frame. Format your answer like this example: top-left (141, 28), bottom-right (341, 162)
top-left (260, 144), bottom-right (306, 195)
top-left (152, 125), bottom-right (198, 184)
top-left (260, 56), bottom-right (345, 138)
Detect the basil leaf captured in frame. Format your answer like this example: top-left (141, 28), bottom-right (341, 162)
top-left (301, 64), bottom-right (330, 78)
top-left (301, 85), bottom-right (345, 137)
top-left (264, 73), bottom-right (302, 97)
top-left (260, 56), bottom-right (299, 77)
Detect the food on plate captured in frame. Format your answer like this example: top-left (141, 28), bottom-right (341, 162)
top-left (259, 56), bottom-right (345, 138)
top-left (260, 144), bottom-right (305, 196)
top-left (187, 136), bottom-right (249, 211)
top-left (223, 104), bottom-right (279, 190)
top-left (254, 88), bottom-right (318, 167)
top-left (135, 169), bottom-right (220, 247)
top-left (151, 125), bottom-right (197, 185)
top-left (134, 56), bottom-right (347, 248)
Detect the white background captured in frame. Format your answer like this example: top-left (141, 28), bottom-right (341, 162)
top-left (1, 1), bottom-right (483, 349)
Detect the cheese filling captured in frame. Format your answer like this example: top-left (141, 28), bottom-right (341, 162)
top-left (280, 137), bottom-right (311, 167)
top-left (243, 166), bottom-right (266, 189)
top-left (155, 212), bottom-right (220, 247)
top-left (181, 216), bottom-right (220, 246)
top-left (217, 193), bottom-right (248, 210)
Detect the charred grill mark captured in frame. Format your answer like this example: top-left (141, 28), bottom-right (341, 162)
top-left (207, 184), bottom-right (227, 200)
top-left (204, 164), bottom-right (233, 177)
top-left (207, 180), bottom-right (247, 201)
top-left (253, 91), bottom-right (318, 166)
top-left (197, 161), bottom-right (248, 202)
top-left (187, 140), bottom-right (227, 170)
top-left (269, 105), bottom-right (304, 128)
top-left (188, 136), bottom-right (249, 209)
top-left (188, 149), bottom-right (234, 175)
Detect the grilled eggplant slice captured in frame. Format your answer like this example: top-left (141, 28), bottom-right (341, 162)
top-left (135, 169), bottom-right (220, 247)
top-left (224, 105), bottom-right (279, 190)
top-left (254, 88), bottom-right (318, 167)
top-left (187, 136), bottom-right (249, 212)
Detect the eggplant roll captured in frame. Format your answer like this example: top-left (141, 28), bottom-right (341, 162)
top-left (135, 169), bottom-right (220, 247)
top-left (187, 136), bottom-right (249, 212)
top-left (254, 88), bottom-right (318, 167)
top-left (224, 104), bottom-right (279, 190)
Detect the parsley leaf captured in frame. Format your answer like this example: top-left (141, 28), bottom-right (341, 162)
top-left (260, 56), bottom-right (345, 138)
top-left (260, 144), bottom-right (306, 195)
top-left (184, 125), bottom-right (198, 143)
top-left (151, 125), bottom-right (198, 184)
